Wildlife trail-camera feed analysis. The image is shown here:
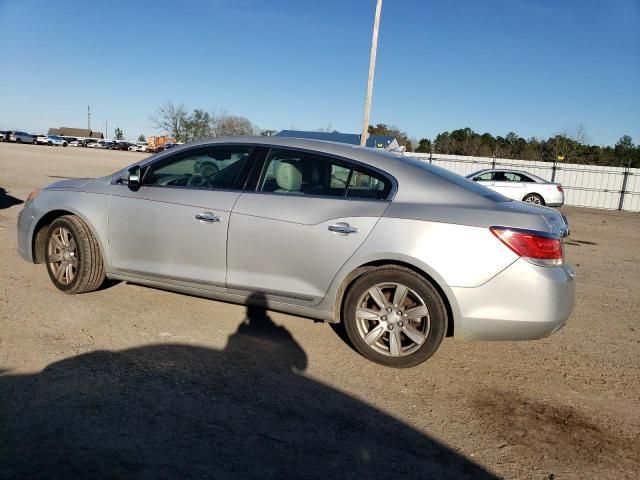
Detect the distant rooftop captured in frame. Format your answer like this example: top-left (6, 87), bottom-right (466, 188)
top-left (276, 130), bottom-right (397, 149)
top-left (47, 127), bottom-right (104, 139)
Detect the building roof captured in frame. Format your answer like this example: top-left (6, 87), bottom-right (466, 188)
top-left (276, 130), bottom-right (397, 149)
top-left (47, 127), bottom-right (104, 139)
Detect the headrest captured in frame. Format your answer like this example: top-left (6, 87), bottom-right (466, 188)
top-left (275, 160), bottom-right (303, 192)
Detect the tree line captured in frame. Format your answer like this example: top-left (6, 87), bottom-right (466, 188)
top-left (148, 102), bottom-right (638, 168)
top-left (390, 124), bottom-right (638, 168)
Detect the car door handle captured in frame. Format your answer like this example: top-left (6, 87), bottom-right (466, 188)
top-left (328, 223), bottom-right (358, 234)
top-left (195, 212), bottom-right (220, 223)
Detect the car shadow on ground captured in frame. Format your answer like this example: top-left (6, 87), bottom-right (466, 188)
top-left (0, 187), bottom-right (23, 210)
top-left (0, 294), bottom-right (496, 479)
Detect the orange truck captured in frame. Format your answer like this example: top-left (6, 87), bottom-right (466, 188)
top-left (147, 136), bottom-right (177, 153)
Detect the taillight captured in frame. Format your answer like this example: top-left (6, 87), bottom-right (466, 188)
top-left (556, 185), bottom-right (563, 193)
top-left (490, 226), bottom-right (563, 267)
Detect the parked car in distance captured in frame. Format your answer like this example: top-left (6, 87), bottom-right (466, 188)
top-left (10, 131), bottom-right (37, 144)
top-left (112, 142), bottom-right (132, 151)
top-left (47, 135), bottom-right (69, 147)
top-left (466, 169), bottom-right (564, 207)
top-left (0, 130), bottom-right (10, 142)
top-left (36, 135), bottom-right (68, 147)
top-left (128, 143), bottom-right (148, 152)
top-left (85, 140), bottom-right (100, 148)
top-left (17, 137), bottom-right (575, 368)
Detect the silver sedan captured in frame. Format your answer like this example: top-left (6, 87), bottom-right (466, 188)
top-left (17, 137), bottom-right (575, 367)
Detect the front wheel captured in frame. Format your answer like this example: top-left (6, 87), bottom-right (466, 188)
top-left (45, 215), bottom-right (105, 294)
top-left (16, 138), bottom-right (22, 144)
top-left (342, 267), bottom-right (447, 368)
top-left (523, 193), bottom-right (545, 205)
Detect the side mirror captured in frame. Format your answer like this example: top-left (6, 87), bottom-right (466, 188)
top-left (127, 166), bottom-right (142, 191)
top-left (471, 177), bottom-right (479, 182)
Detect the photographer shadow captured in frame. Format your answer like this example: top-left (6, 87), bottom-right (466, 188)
top-left (0, 294), bottom-right (495, 479)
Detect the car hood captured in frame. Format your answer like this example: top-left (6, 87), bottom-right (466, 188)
top-left (45, 178), bottom-right (93, 190)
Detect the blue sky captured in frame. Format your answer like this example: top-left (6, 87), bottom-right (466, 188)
top-left (0, 0), bottom-right (638, 145)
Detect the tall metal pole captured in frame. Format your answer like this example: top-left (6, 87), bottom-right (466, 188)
top-left (360, 0), bottom-right (383, 146)
top-left (105, 121), bottom-right (108, 140)
top-left (87, 106), bottom-right (91, 131)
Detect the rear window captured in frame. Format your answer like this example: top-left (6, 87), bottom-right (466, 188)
top-left (401, 156), bottom-right (511, 202)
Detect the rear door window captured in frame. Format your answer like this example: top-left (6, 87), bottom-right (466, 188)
top-left (259, 148), bottom-right (392, 200)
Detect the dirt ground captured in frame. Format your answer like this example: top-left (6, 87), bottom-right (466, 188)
top-left (1, 143), bottom-right (639, 479)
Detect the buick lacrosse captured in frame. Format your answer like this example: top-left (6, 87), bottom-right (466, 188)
top-left (17, 137), bottom-right (575, 367)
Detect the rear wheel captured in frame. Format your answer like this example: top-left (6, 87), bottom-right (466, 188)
top-left (342, 267), bottom-right (447, 368)
top-left (523, 193), bottom-right (544, 205)
top-left (45, 215), bottom-right (105, 294)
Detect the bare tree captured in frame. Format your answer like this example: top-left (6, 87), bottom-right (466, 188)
top-left (211, 112), bottom-right (256, 137)
top-left (551, 125), bottom-right (587, 163)
top-left (149, 101), bottom-right (188, 141)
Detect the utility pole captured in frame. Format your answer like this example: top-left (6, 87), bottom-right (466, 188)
top-left (105, 121), bottom-right (108, 140)
top-left (87, 106), bottom-right (91, 131)
top-left (360, 0), bottom-right (383, 147)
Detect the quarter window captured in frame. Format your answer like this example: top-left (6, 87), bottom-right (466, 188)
top-left (144, 146), bottom-right (252, 190)
top-left (346, 168), bottom-right (391, 200)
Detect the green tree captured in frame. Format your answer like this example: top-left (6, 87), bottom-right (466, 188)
top-left (368, 123), bottom-right (412, 151)
top-left (137, 134), bottom-right (146, 142)
top-left (415, 138), bottom-right (432, 153)
top-left (183, 109), bottom-right (213, 141)
top-left (114, 127), bottom-right (124, 140)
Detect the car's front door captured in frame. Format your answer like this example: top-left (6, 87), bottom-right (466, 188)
top-left (491, 172), bottom-right (530, 200)
top-left (226, 147), bottom-right (393, 305)
top-left (108, 145), bottom-right (255, 291)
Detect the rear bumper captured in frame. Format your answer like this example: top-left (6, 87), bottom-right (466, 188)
top-left (451, 259), bottom-right (576, 341)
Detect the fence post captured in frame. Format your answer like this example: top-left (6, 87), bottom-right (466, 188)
top-left (618, 160), bottom-right (631, 211)
top-left (551, 160), bottom-right (557, 183)
top-left (491, 154), bottom-right (496, 169)
top-left (429, 151), bottom-right (433, 164)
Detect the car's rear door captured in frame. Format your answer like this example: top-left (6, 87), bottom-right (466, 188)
top-left (108, 144), bottom-right (256, 291)
top-left (226, 147), bottom-right (393, 305)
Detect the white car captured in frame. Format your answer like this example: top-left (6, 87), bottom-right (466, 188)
top-left (128, 143), bottom-right (148, 152)
top-left (466, 169), bottom-right (564, 207)
top-left (36, 135), bottom-right (68, 147)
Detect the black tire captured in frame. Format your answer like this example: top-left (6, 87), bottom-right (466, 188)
top-left (16, 138), bottom-right (22, 144)
top-left (44, 215), bottom-right (105, 294)
top-left (47, 141), bottom-right (53, 146)
top-left (523, 193), bottom-right (545, 205)
top-left (342, 266), bottom-right (447, 368)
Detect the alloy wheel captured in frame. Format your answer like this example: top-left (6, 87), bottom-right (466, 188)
top-left (354, 282), bottom-right (430, 357)
top-left (47, 226), bottom-right (78, 285)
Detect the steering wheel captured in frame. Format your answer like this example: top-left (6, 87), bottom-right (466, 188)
top-left (187, 175), bottom-right (213, 188)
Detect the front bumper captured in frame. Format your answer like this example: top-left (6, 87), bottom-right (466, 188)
top-left (451, 259), bottom-right (576, 341)
top-left (17, 201), bottom-right (37, 262)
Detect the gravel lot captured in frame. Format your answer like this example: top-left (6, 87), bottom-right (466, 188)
top-left (1, 143), bottom-right (639, 479)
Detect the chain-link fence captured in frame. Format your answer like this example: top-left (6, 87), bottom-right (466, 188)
top-left (406, 153), bottom-right (640, 212)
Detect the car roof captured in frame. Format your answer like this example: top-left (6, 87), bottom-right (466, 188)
top-left (120, 136), bottom-right (507, 208)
